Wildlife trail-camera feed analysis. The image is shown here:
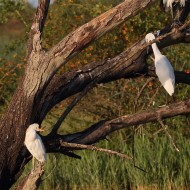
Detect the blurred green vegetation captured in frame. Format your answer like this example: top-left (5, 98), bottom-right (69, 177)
top-left (40, 132), bottom-right (190, 190)
top-left (1, 0), bottom-right (190, 189)
top-left (21, 112), bottom-right (190, 190)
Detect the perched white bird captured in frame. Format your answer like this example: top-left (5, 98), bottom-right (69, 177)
top-left (24, 123), bottom-right (46, 166)
top-left (162, 0), bottom-right (186, 9)
top-left (145, 33), bottom-right (175, 96)
top-left (160, 0), bottom-right (186, 23)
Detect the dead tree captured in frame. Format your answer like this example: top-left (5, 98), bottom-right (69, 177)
top-left (0, 0), bottom-right (190, 189)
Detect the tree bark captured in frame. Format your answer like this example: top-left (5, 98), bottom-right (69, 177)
top-left (14, 165), bottom-right (43, 190)
top-left (0, 0), bottom-right (189, 189)
top-left (38, 26), bottom-right (190, 121)
top-left (0, 0), bottom-right (50, 188)
top-left (44, 98), bottom-right (190, 152)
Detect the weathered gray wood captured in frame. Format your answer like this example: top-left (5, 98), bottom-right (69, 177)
top-left (46, 0), bottom-right (155, 72)
top-left (45, 98), bottom-right (190, 149)
top-left (14, 165), bottom-right (44, 190)
top-left (38, 26), bottom-right (190, 122)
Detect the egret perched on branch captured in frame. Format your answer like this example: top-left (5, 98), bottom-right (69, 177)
top-left (25, 123), bottom-right (46, 167)
top-left (145, 33), bottom-right (175, 96)
top-left (161, 0), bottom-right (186, 9)
top-left (160, 0), bottom-right (186, 25)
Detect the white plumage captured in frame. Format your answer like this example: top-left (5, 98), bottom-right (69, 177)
top-left (162, 0), bottom-right (186, 20)
top-left (163, 0), bottom-right (186, 9)
top-left (24, 123), bottom-right (46, 163)
top-left (145, 33), bottom-right (175, 96)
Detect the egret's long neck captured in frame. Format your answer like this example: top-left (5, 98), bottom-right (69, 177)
top-left (151, 43), bottom-right (162, 57)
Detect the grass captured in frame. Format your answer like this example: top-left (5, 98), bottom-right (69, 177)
top-left (19, 124), bottom-right (190, 190)
top-left (14, 105), bottom-right (189, 190)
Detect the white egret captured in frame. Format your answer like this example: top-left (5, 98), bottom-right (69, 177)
top-left (160, 0), bottom-right (186, 24)
top-left (145, 33), bottom-right (175, 96)
top-left (24, 123), bottom-right (46, 167)
top-left (162, 0), bottom-right (186, 9)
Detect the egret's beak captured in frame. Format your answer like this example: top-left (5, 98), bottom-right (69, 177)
top-left (36, 128), bottom-right (44, 132)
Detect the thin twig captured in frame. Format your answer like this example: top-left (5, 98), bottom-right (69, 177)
top-left (147, 86), bottom-right (160, 108)
top-left (60, 141), bottom-right (133, 160)
top-left (132, 126), bottom-right (135, 162)
top-left (157, 113), bottom-right (179, 152)
top-left (42, 156), bottom-right (57, 181)
top-left (15, 10), bottom-right (28, 28)
top-left (152, 127), bottom-right (165, 137)
top-left (135, 77), bottom-right (154, 109)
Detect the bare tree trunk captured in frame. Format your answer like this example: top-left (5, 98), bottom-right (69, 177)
top-left (0, 0), bottom-right (51, 188)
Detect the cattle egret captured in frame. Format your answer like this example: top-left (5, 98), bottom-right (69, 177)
top-left (145, 33), bottom-right (175, 96)
top-left (160, 0), bottom-right (186, 24)
top-left (24, 123), bottom-right (46, 167)
top-left (162, 0), bottom-right (186, 9)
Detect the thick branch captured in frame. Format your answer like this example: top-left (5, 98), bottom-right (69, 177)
top-left (38, 26), bottom-right (190, 121)
top-left (45, 98), bottom-right (190, 151)
top-left (14, 165), bottom-right (43, 190)
top-left (27, 0), bottom-right (50, 56)
top-left (25, 0), bottom-right (155, 102)
top-left (46, 0), bottom-right (154, 71)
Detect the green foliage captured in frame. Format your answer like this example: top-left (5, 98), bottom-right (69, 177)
top-left (0, 1), bottom-right (34, 113)
top-left (0, 38), bottom-right (26, 114)
top-left (21, 128), bottom-right (190, 190)
top-left (0, 0), bottom-right (25, 24)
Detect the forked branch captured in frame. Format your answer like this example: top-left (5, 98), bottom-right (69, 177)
top-left (47, 0), bottom-right (155, 70)
top-left (45, 98), bottom-right (190, 150)
top-left (39, 21), bottom-right (190, 121)
top-left (27, 0), bottom-right (50, 56)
